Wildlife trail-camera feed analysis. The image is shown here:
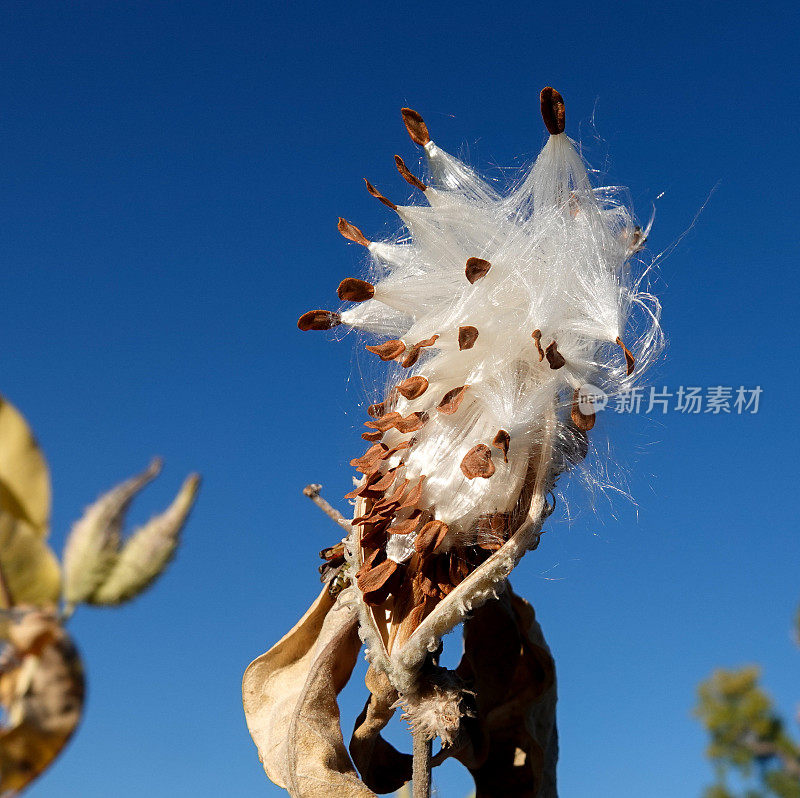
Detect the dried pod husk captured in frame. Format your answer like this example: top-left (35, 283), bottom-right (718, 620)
top-left (61, 458), bottom-right (162, 608)
top-left (451, 584), bottom-right (558, 797)
top-left (88, 473), bottom-right (200, 605)
top-left (242, 587), bottom-right (376, 797)
top-left (346, 409), bottom-right (556, 695)
top-left (0, 612), bottom-right (85, 794)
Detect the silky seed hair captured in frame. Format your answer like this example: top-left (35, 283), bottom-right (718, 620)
top-left (300, 88), bottom-right (661, 609)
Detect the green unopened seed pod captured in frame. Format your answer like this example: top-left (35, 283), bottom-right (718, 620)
top-left (89, 473), bottom-right (200, 605)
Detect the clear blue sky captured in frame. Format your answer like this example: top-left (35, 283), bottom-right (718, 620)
top-left (2, 1), bottom-right (798, 796)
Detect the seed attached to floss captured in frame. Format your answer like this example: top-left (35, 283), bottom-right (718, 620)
top-left (571, 389), bottom-right (596, 432)
top-left (397, 375), bottom-right (429, 400)
top-left (458, 325), bottom-right (479, 350)
top-left (364, 179), bottom-right (397, 210)
top-left (616, 336), bottom-right (636, 376)
top-left (297, 309), bottom-right (341, 331)
top-left (492, 429), bottom-right (510, 462)
top-left (394, 155), bottom-right (426, 192)
top-left (402, 334), bottom-right (439, 368)
top-left (337, 217), bottom-right (371, 247)
top-left (437, 385), bottom-right (468, 415)
top-left (545, 340), bottom-right (566, 370)
top-left (366, 339), bottom-right (406, 361)
top-left (400, 107), bottom-right (430, 146)
top-left (460, 444), bottom-right (496, 480)
top-left (337, 277), bottom-right (375, 302)
top-left (465, 257), bottom-right (491, 284)
top-left (531, 329), bottom-right (545, 361)
top-left (540, 86), bottom-right (566, 135)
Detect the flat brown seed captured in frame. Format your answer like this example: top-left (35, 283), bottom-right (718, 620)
top-left (571, 388), bottom-right (596, 431)
top-left (616, 336), bottom-right (635, 376)
top-left (465, 257), bottom-right (491, 283)
top-left (367, 402), bottom-right (385, 419)
top-left (415, 520), bottom-right (449, 557)
top-left (337, 277), bottom-right (375, 302)
top-left (366, 339), bottom-right (406, 361)
top-left (390, 513), bottom-right (422, 536)
top-left (437, 385), bottom-right (468, 415)
top-left (540, 86), bottom-right (566, 135)
top-left (545, 340), bottom-right (566, 370)
top-left (532, 329), bottom-right (545, 361)
top-left (394, 411), bottom-right (428, 433)
top-left (394, 155), bottom-right (426, 191)
top-left (458, 325), bottom-right (479, 350)
top-left (297, 309), bottom-right (341, 331)
top-left (337, 217), bottom-right (370, 247)
top-left (400, 478), bottom-right (425, 509)
top-left (365, 411), bottom-right (403, 432)
top-left (350, 443), bottom-right (389, 473)
top-left (397, 375), bottom-right (429, 400)
top-left (370, 468), bottom-right (399, 492)
top-left (401, 107), bottom-right (430, 146)
top-left (362, 430), bottom-right (383, 442)
top-left (460, 444), bottom-right (496, 479)
top-left (492, 429), bottom-right (510, 462)
top-left (364, 179), bottom-right (397, 210)
top-left (401, 334), bottom-right (439, 368)
top-left (356, 556), bottom-right (398, 595)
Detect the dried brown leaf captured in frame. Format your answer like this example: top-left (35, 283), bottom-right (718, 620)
top-left (243, 587), bottom-right (375, 797)
top-left (0, 616), bottom-right (85, 794)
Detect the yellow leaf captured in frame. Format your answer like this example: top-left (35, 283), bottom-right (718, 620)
top-left (0, 513), bottom-right (61, 608)
top-left (0, 395), bottom-right (51, 535)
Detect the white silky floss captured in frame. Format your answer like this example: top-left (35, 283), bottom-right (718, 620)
top-left (329, 90), bottom-right (661, 559)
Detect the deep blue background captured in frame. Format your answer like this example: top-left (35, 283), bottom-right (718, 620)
top-left (1, 1), bottom-right (798, 796)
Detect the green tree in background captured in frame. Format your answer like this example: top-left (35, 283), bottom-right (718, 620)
top-left (695, 608), bottom-right (800, 797)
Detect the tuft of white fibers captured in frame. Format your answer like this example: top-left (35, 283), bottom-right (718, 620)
top-left (300, 87), bottom-right (662, 686)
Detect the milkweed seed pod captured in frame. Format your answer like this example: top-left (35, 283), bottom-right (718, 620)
top-left (300, 88), bottom-right (661, 692)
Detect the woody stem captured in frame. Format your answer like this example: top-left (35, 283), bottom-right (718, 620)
top-left (412, 730), bottom-right (432, 798)
top-left (302, 484), bottom-right (351, 531)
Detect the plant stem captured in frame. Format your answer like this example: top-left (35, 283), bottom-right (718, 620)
top-left (302, 484), bottom-right (351, 531)
top-left (412, 730), bottom-right (432, 798)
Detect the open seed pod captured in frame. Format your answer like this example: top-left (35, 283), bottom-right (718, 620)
top-left (299, 88), bottom-right (661, 698)
top-left (243, 581), bottom-right (557, 797)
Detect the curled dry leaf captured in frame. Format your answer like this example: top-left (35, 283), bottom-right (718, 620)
top-left (242, 587), bottom-right (376, 798)
top-left (0, 611), bottom-right (85, 794)
top-left (61, 458), bottom-right (162, 608)
top-left (89, 474), bottom-right (200, 605)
